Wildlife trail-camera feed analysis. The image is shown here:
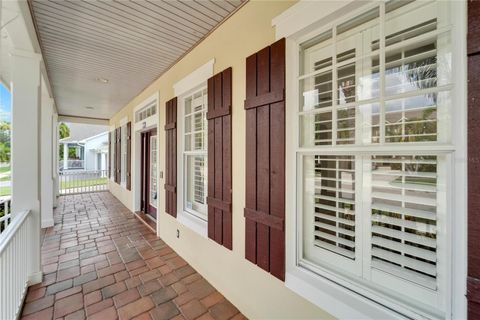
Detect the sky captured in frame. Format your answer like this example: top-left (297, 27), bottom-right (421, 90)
top-left (0, 83), bottom-right (11, 123)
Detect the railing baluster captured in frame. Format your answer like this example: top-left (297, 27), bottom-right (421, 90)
top-left (57, 170), bottom-right (108, 196)
top-left (0, 205), bottom-right (31, 319)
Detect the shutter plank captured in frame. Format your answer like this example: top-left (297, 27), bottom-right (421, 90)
top-left (214, 117), bottom-right (223, 244)
top-left (165, 98), bottom-right (177, 217)
top-left (108, 131), bottom-right (111, 178)
top-left (207, 68), bottom-right (233, 249)
top-left (116, 127), bottom-right (121, 184)
top-left (223, 67), bottom-right (233, 249)
top-left (244, 38), bottom-right (285, 280)
top-left (256, 105), bottom-right (270, 271)
top-left (469, 1), bottom-right (480, 317)
top-left (255, 45), bottom-right (272, 272)
top-left (208, 77), bottom-right (215, 239)
top-left (214, 73), bottom-right (223, 245)
top-left (269, 39), bottom-right (285, 280)
top-left (222, 114), bottom-right (232, 249)
top-left (126, 122), bottom-right (132, 190)
top-left (245, 53), bottom-right (258, 263)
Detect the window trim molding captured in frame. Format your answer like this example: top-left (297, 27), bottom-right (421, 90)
top-left (173, 59), bottom-right (215, 97)
top-left (176, 66), bottom-right (212, 238)
top-left (280, 1), bottom-right (468, 319)
top-left (272, 0), bottom-right (361, 40)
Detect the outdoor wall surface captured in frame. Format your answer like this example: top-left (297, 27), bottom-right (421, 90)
top-left (108, 1), bottom-right (333, 318)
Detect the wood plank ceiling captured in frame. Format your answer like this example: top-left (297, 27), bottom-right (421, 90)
top-left (29, 0), bottom-right (245, 119)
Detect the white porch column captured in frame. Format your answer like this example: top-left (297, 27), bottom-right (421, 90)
top-left (40, 94), bottom-right (54, 228)
top-left (63, 143), bottom-right (68, 170)
top-left (10, 49), bottom-right (42, 284)
top-left (53, 113), bottom-right (59, 206)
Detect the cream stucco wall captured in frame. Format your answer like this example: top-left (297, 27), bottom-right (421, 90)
top-left (108, 1), bottom-right (333, 318)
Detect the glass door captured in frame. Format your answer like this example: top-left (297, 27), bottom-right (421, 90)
top-left (140, 129), bottom-right (157, 219)
top-left (149, 135), bottom-right (158, 211)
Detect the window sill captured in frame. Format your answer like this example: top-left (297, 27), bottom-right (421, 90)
top-left (285, 266), bottom-right (409, 320)
top-left (177, 211), bottom-right (207, 238)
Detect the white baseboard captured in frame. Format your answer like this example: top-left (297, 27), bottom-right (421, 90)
top-left (28, 271), bottom-right (43, 285)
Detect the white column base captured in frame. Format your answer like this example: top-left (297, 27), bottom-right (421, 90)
top-left (28, 272), bottom-right (43, 285)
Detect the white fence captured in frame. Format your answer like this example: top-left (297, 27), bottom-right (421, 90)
top-left (0, 209), bottom-right (33, 320)
top-left (59, 169), bottom-right (108, 195)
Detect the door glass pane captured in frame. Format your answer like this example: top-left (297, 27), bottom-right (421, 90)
top-left (150, 136), bottom-right (157, 208)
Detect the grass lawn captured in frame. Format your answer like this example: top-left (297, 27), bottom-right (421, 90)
top-left (0, 187), bottom-right (11, 196)
top-left (61, 177), bottom-right (107, 189)
top-left (0, 166), bottom-right (10, 174)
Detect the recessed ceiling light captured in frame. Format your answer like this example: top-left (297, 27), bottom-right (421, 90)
top-left (85, 106), bottom-right (94, 110)
top-left (96, 77), bottom-right (109, 84)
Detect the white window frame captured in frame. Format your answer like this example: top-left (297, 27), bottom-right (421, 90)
top-left (278, 1), bottom-right (467, 319)
top-left (119, 117), bottom-right (128, 188)
top-left (109, 126), bottom-right (115, 182)
top-left (175, 59), bottom-right (214, 237)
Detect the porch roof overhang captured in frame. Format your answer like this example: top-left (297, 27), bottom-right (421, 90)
top-left (28, 0), bottom-right (247, 120)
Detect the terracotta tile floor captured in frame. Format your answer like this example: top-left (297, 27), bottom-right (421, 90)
top-left (21, 192), bottom-right (246, 320)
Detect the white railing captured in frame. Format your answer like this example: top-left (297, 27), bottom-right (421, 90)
top-left (59, 169), bottom-right (108, 195)
top-left (0, 209), bottom-right (33, 320)
top-left (0, 197), bottom-right (12, 235)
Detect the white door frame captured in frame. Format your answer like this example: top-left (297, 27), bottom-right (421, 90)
top-left (132, 93), bottom-right (160, 227)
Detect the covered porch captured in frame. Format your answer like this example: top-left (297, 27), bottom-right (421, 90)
top-left (1, 0), bottom-right (479, 319)
top-left (21, 192), bottom-right (243, 320)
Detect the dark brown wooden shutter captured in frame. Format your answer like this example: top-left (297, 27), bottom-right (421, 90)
top-left (126, 122), bottom-right (132, 190)
top-left (207, 67), bottom-right (232, 249)
top-left (165, 97), bottom-right (177, 217)
top-left (244, 38), bottom-right (285, 281)
top-left (115, 127), bottom-right (121, 184)
top-left (108, 131), bottom-right (112, 178)
top-left (468, 2), bottom-right (480, 318)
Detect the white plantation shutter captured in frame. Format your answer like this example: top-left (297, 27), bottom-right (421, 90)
top-left (193, 156), bottom-right (205, 205)
top-left (314, 155), bottom-right (356, 259)
top-left (370, 155), bottom-right (437, 289)
top-left (184, 87), bottom-right (208, 220)
top-left (297, 1), bottom-right (453, 316)
top-left (307, 46), bottom-right (358, 146)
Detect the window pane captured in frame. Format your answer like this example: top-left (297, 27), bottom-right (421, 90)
top-left (184, 89), bottom-right (207, 152)
top-left (300, 111), bottom-right (332, 147)
top-left (185, 97), bottom-right (192, 115)
top-left (183, 86), bottom-right (208, 221)
top-left (300, 69), bottom-right (333, 112)
top-left (384, 2), bottom-right (451, 97)
top-left (185, 155), bottom-right (207, 220)
top-left (303, 155), bottom-right (356, 260)
top-left (370, 155), bottom-right (437, 289)
top-left (384, 93), bottom-right (438, 143)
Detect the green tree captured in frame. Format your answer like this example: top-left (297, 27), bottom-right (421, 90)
top-left (59, 122), bottom-right (70, 139)
top-left (0, 122), bottom-right (10, 131)
top-left (0, 142), bottom-right (10, 162)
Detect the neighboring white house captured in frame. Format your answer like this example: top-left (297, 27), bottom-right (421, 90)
top-left (59, 123), bottom-right (108, 171)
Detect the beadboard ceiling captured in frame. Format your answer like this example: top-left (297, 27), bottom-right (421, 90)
top-left (29, 0), bottom-right (245, 120)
